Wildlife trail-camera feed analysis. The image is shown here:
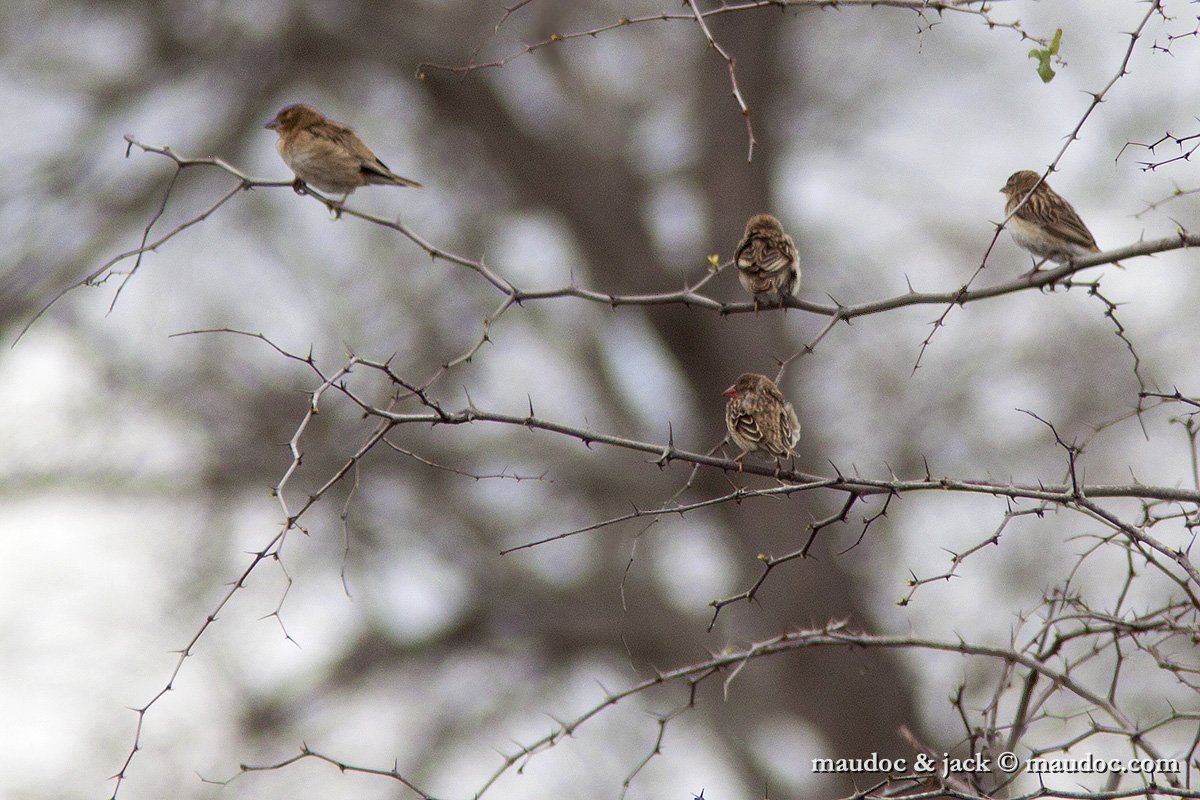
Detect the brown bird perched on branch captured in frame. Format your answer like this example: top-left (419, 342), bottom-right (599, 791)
top-left (1001, 170), bottom-right (1100, 270)
top-left (723, 373), bottom-right (801, 469)
top-left (734, 213), bottom-right (801, 305)
top-left (265, 103), bottom-right (422, 203)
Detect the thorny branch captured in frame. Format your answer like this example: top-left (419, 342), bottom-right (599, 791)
top-left (1122, 129), bottom-right (1200, 172)
top-left (66, 3), bottom-right (1200, 796)
top-left (105, 345), bottom-right (356, 800)
top-left (211, 620), bottom-right (1192, 798)
top-left (684, 0), bottom-right (756, 161)
top-left (60, 136), bottom-right (1200, 794)
top-left (415, 1), bottom-right (1034, 162)
top-left (416, 1), bottom-right (1033, 80)
top-left (25, 137), bottom-right (1200, 389)
top-left (351, 399), bottom-right (1200, 507)
top-left (911, 0), bottom-right (1169, 372)
top-left (100, 310), bottom-right (1200, 797)
top-left (331, 352), bottom-right (1200, 618)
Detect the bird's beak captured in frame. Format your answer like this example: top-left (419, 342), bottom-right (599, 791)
top-left (264, 119), bottom-right (277, 130)
top-left (722, 386), bottom-right (737, 399)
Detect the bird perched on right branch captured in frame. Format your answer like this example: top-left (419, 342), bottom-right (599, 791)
top-left (1000, 170), bottom-right (1100, 273)
top-left (723, 372), bottom-right (801, 471)
top-left (734, 213), bottom-right (801, 306)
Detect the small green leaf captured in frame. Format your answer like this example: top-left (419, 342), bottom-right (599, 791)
top-left (1028, 28), bottom-right (1063, 83)
top-left (707, 253), bottom-right (720, 271)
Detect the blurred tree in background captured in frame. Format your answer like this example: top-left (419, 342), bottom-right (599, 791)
top-left (2, 2), bottom-right (1200, 799)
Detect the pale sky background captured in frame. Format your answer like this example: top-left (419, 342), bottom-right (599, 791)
top-left (1, 1), bottom-right (1199, 798)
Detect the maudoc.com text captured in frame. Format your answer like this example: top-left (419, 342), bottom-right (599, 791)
top-left (812, 752), bottom-right (1179, 778)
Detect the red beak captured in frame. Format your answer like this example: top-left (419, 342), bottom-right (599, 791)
top-left (722, 386), bottom-right (737, 399)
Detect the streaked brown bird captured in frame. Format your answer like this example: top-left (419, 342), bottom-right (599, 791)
top-left (1001, 170), bottom-right (1100, 268)
top-left (723, 373), bottom-right (801, 468)
top-left (734, 213), bottom-right (801, 303)
top-left (265, 103), bottom-right (422, 203)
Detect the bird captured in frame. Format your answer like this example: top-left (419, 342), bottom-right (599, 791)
top-left (1000, 170), bottom-right (1100, 271)
top-left (734, 213), bottom-right (801, 305)
top-left (723, 372), bottom-right (801, 470)
top-left (265, 103), bottom-right (421, 204)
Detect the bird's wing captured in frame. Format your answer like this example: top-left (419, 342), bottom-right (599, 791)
top-left (760, 386), bottom-right (796, 457)
top-left (1044, 210), bottom-right (1100, 252)
top-left (1016, 190), bottom-right (1100, 252)
top-left (289, 128), bottom-right (360, 173)
top-left (731, 411), bottom-right (765, 445)
top-left (734, 236), bottom-right (756, 267)
top-left (736, 237), bottom-right (795, 275)
top-left (316, 119), bottom-right (396, 180)
top-left (779, 403), bottom-right (801, 453)
top-left (351, 139), bottom-right (422, 188)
